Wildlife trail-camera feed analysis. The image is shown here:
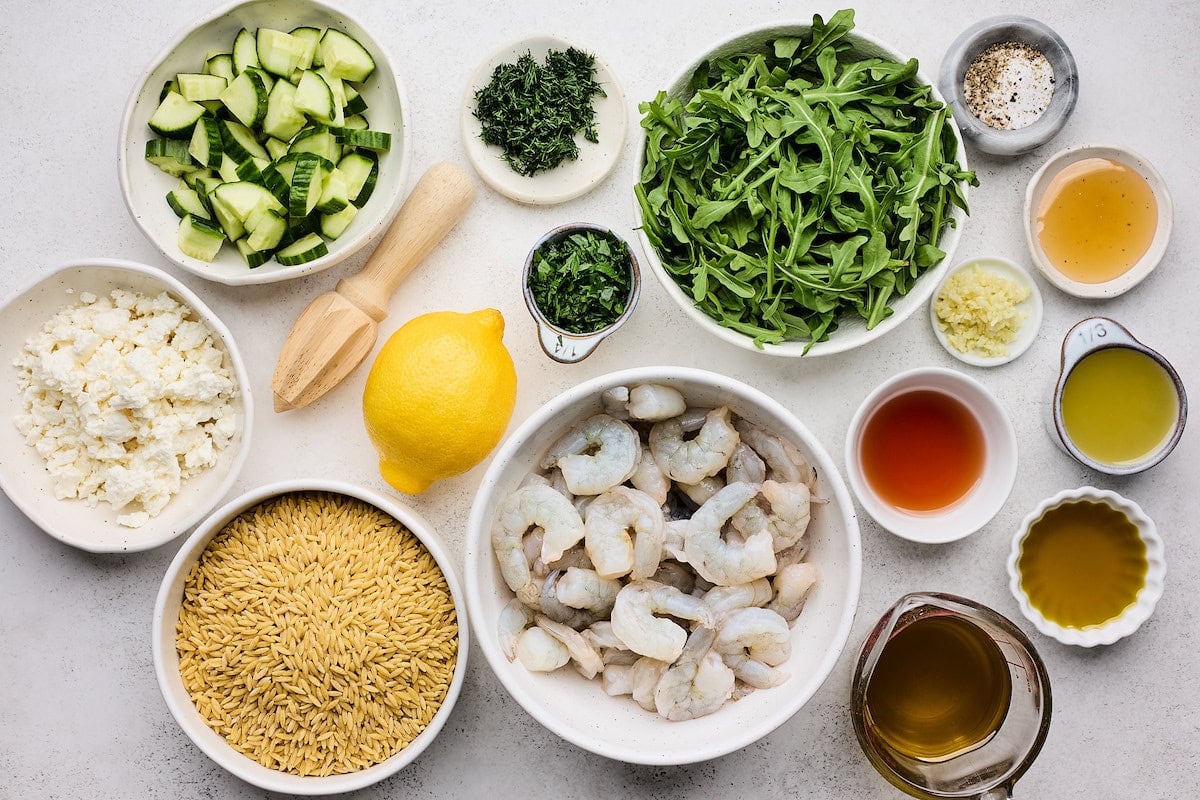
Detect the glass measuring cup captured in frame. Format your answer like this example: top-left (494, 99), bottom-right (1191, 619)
top-left (851, 593), bottom-right (1051, 799)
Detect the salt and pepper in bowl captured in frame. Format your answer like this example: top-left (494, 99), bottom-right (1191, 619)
top-left (939, 16), bottom-right (1078, 156)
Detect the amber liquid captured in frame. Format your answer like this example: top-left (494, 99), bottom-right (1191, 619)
top-left (865, 615), bottom-right (1012, 762)
top-left (1018, 501), bottom-right (1147, 629)
top-left (1036, 157), bottom-right (1158, 284)
top-left (859, 390), bottom-right (986, 512)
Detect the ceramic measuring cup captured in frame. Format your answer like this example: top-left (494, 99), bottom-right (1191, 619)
top-left (522, 223), bottom-right (641, 364)
top-left (851, 593), bottom-right (1052, 800)
top-left (1049, 317), bottom-right (1187, 474)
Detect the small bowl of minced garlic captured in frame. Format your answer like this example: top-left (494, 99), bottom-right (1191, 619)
top-left (929, 256), bottom-right (1043, 367)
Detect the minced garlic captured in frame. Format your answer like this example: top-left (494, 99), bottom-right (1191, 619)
top-left (935, 266), bottom-right (1031, 357)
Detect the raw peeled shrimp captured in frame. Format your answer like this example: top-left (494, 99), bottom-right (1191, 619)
top-left (654, 626), bottom-right (735, 721)
top-left (584, 487), bottom-right (665, 580)
top-left (536, 615), bottom-right (604, 679)
top-left (726, 442), bottom-right (766, 485)
top-left (732, 480), bottom-right (812, 552)
top-left (678, 475), bottom-right (725, 505)
top-left (629, 445), bottom-right (669, 505)
top-left (493, 484), bottom-right (584, 606)
top-left (542, 414), bottom-right (640, 496)
top-left (499, 598), bottom-right (535, 661)
top-left (603, 648), bottom-right (640, 666)
top-left (555, 567), bottom-right (621, 614)
top-left (703, 578), bottom-right (773, 617)
top-left (601, 664), bottom-right (635, 696)
top-left (610, 580), bottom-right (714, 662)
top-left (601, 386), bottom-right (631, 420)
top-left (631, 657), bottom-right (669, 712)
top-left (734, 419), bottom-right (817, 489)
top-left (626, 384), bottom-right (687, 421)
top-left (768, 563), bottom-right (819, 622)
top-left (539, 571), bottom-right (605, 629)
top-left (663, 519), bottom-right (689, 563)
top-left (650, 560), bottom-right (696, 595)
top-left (582, 621), bottom-right (626, 651)
top-left (517, 626), bottom-right (570, 671)
top-left (649, 406), bottom-right (740, 484)
top-left (684, 482), bottom-right (777, 586)
top-left (714, 607), bottom-right (792, 690)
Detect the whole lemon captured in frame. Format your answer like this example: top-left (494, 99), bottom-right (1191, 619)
top-left (363, 309), bottom-right (517, 493)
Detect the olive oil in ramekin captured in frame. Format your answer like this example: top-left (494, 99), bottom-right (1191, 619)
top-left (1036, 157), bottom-right (1157, 284)
top-left (864, 614), bottom-right (1012, 761)
top-left (1018, 500), bottom-right (1147, 629)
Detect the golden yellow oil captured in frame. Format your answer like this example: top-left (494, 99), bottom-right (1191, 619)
top-left (1018, 501), bottom-right (1146, 629)
top-left (1061, 347), bottom-right (1178, 465)
top-left (1036, 157), bottom-right (1157, 284)
top-left (864, 615), bottom-right (1011, 762)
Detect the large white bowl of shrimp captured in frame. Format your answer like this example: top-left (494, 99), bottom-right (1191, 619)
top-left (464, 366), bottom-right (861, 765)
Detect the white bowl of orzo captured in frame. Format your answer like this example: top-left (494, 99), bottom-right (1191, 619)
top-left (152, 480), bottom-right (467, 794)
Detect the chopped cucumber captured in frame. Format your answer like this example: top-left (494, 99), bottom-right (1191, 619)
top-left (148, 92), bottom-right (206, 138)
top-left (179, 215), bottom-right (226, 261)
top-left (320, 203), bottom-right (357, 239)
top-left (318, 29), bottom-right (375, 81)
top-left (145, 24), bottom-right (387, 268)
top-left (145, 138), bottom-right (195, 176)
top-left (276, 233), bottom-right (328, 265)
top-left (188, 117), bottom-right (223, 168)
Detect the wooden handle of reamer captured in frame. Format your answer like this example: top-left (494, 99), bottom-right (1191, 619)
top-left (336, 161), bottom-right (476, 321)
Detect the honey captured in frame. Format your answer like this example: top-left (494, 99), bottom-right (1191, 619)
top-left (1018, 500), bottom-right (1146, 629)
top-left (864, 614), bottom-right (1012, 762)
top-left (1036, 157), bottom-right (1157, 284)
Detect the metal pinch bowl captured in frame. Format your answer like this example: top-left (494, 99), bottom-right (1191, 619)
top-left (522, 223), bottom-right (641, 363)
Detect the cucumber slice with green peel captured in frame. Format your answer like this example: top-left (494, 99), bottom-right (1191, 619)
top-left (246, 208), bottom-right (287, 251)
top-left (177, 73), bottom-right (227, 102)
top-left (260, 162), bottom-right (291, 203)
top-left (232, 28), bottom-right (260, 73)
top-left (234, 156), bottom-right (270, 183)
top-left (262, 79), bottom-right (307, 141)
top-left (159, 79), bottom-right (179, 103)
top-left (275, 233), bottom-right (328, 265)
top-left (293, 70), bottom-right (335, 123)
top-left (217, 153), bottom-right (241, 183)
top-left (333, 128), bottom-right (390, 151)
top-left (341, 114), bottom-right (368, 130)
top-left (194, 174), bottom-right (223, 205)
top-left (188, 117), bottom-right (223, 168)
top-left (264, 137), bottom-right (290, 161)
top-left (179, 214), bottom-right (226, 261)
top-left (316, 168), bottom-right (349, 214)
top-left (236, 238), bottom-right (272, 268)
top-left (290, 26), bottom-right (322, 69)
top-left (256, 29), bottom-right (305, 77)
top-left (243, 66), bottom-right (276, 93)
top-left (289, 128), bottom-right (341, 163)
top-left (316, 67), bottom-right (347, 108)
top-left (209, 192), bottom-right (245, 241)
top-left (288, 155), bottom-right (326, 218)
top-left (204, 53), bottom-right (234, 82)
top-left (319, 29), bottom-right (375, 81)
top-left (181, 168), bottom-right (213, 189)
top-left (167, 186), bottom-right (209, 219)
top-left (337, 152), bottom-right (378, 206)
top-left (220, 119), bottom-right (269, 162)
top-left (343, 85), bottom-right (367, 116)
top-left (278, 214), bottom-right (319, 248)
top-left (145, 138), bottom-right (195, 176)
top-left (219, 70), bottom-right (268, 127)
top-left (320, 202), bottom-right (357, 240)
top-left (213, 181), bottom-right (285, 221)
top-left (148, 92), bottom-right (206, 138)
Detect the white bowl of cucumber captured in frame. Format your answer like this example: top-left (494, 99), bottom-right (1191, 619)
top-left (119, 0), bottom-right (410, 285)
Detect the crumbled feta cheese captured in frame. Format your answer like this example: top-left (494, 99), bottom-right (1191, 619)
top-left (13, 289), bottom-right (240, 528)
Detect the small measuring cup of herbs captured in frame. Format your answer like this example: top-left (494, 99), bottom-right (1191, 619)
top-left (522, 223), bottom-right (640, 363)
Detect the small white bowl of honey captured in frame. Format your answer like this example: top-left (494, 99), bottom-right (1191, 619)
top-left (1024, 144), bottom-right (1172, 299)
top-left (1007, 487), bottom-right (1165, 647)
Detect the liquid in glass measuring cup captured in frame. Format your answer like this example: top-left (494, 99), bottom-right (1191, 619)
top-left (851, 593), bottom-right (1051, 799)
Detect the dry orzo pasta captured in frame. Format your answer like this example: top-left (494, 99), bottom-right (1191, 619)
top-left (176, 491), bottom-right (458, 777)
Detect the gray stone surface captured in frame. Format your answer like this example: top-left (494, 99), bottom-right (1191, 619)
top-left (1, 0), bottom-right (1197, 797)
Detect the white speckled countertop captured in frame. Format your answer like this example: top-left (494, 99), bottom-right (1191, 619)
top-left (1, 1), bottom-right (1197, 797)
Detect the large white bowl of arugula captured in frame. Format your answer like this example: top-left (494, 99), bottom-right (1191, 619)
top-left (634, 10), bottom-right (974, 356)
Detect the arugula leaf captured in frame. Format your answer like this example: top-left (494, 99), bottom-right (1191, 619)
top-left (635, 8), bottom-right (977, 350)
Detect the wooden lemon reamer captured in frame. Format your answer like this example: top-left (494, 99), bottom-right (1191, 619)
top-left (271, 162), bottom-right (476, 412)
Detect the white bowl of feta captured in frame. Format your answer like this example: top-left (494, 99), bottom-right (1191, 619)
top-left (0, 259), bottom-right (252, 553)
